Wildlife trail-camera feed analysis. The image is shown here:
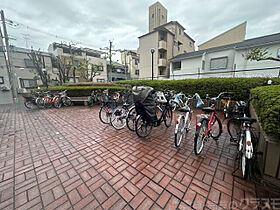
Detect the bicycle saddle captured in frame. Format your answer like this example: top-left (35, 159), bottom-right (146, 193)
top-left (178, 107), bottom-right (189, 112)
top-left (202, 107), bottom-right (214, 113)
top-left (123, 103), bottom-right (130, 108)
top-left (237, 117), bottom-right (257, 123)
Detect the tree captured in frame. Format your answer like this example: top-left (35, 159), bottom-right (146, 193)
top-left (75, 58), bottom-right (103, 82)
top-left (243, 48), bottom-right (280, 62)
top-left (27, 49), bottom-right (49, 87)
top-left (52, 55), bottom-right (71, 85)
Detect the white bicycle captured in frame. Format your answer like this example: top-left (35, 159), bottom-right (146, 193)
top-left (174, 93), bottom-right (204, 147)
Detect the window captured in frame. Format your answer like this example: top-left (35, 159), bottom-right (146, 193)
top-left (135, 59), bottom-right (138, 65)
top-left (98, 66), bottom-right (103, 71)
top-left (20, 79), bottom-right (37, 89)
top-left (97, 79), bottom-right (105, 83)
top-left (135, 70), bottom-right (139, 75)
top-left (179, 29), bottom-right (181, 35)
top-left (0, 76), bottom-right (4, 84)
top-left (152, 14), bottom-right (154, 18)
top-left (172, 61), bottom-right (181, 70)
top-left (162, 15), bottom-right (164, 19)
top-left (160, 53), bottom-right (163, 59)
top-left (24, 59), bottom-right (35, 68)
top-left (189, 42), bottom-right (193, 48)
top-left (277, 48), bottom-right (280, 58)
top-left (210, 57), bottom-right (228, 70)
top-left (202, 60), bottom-right (205, 70)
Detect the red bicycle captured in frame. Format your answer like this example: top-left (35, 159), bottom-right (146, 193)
top-left (194, 93), bottom-right (223, 155)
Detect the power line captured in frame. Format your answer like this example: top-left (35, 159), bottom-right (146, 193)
top-left (3, 18), bottom-right (100, 50)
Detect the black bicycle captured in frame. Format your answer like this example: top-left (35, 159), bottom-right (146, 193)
top-left (133, 87), bottom-right (173, 138)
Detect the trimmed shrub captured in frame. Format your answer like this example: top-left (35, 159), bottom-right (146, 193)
top-left (251, 85), bottom-right (280, 139)
top-left (36, 86), bottom-right (129, 97)
top-left (115, 78), bottom-right (280, 100)
top-left (65, 82), bottom-right (128, 87)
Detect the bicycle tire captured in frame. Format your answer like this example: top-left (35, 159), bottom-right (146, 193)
top-left (99, 105), bottom-right (112, 124)
top-left (241, 153), bottom-right (250, 180)
top-left (175, 115), bottom-right (185, 147)
top-left (227, 118), bottom-right (241, 142)
top-left (88, 96), bottom-right (94, 107)
top-left (126, 106), bottom-right (136, 131)
top-left (54, 97), bottom-right (62, 109)
top-left (111, 107), bottom-right (127, 130)
top-left (24, 100), bottom-right (36, 109)
top-left (185, 112), bottom-right (192, 133)
top-left (44, 97), bottom-right (53, 108)
top-left (210, 114), bottom-right (222, 140)
top-left (194, 118), bottom-right (208, 155)
top-left (135, 115), bottom-right (153, 138)
top-left (164, 108), bottom-right (173, 128)
top-left (63, 97), bottom-right (72, 106)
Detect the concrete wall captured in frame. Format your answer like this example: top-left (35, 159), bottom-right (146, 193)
top-left (198, 22), bottom-right (246, 50)
top-left (171, 56), bottom-right (202, 79)
top-left (138, 32), bottom-right (158, 79)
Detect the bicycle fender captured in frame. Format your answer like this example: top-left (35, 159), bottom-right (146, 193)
top-left (245, 130), bottom-right (253, 159)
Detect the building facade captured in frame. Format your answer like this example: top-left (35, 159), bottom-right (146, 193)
top-left (170, 32), bottom-right (280, 79)
top-left (198, 22), bottom-right (247, 51)
top-left (107, 61), bottom-right (130, 81)
top-left (48, 43), bottom-right (107, 83)
top-left (149, 2), bottom-right (167, 32)
top-left (121, 50), bottom-right (139, 80)
top-left (138, 2), bottom-right (195, 80)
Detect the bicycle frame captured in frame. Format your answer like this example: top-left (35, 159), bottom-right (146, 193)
top-left (206, 106), bottom-right (216, 136)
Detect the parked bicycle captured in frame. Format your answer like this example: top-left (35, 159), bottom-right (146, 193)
top-left (227, 96), bottom-right (259, 179)
top-left (194, 93), bottom-right (223, 155)
top-left (99, 90), bottom-right (119, 124)
top-left (220, 92), bottom-right (234, 119)
top-left (53, 90), bottom-right (72, 108)
top-left (88, 89), bottom-right (103, 107)
top-left (110, 90), bottom-right (136, 130)
top-left (24, 91), bottom-right (45, 109)
top-left (174, 93), bottom-right (204, 147)
top-left (133, 87), bottom-right (173, 138)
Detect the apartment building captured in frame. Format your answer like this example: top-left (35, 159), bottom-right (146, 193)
top-left (48, 43), bottom-right (107, 82)
top-left (138, 2), bottom-right (195, 80)
top-left (170, 32), bottom-right (280, 79)
top-left (121, 50), bottom-right (139, 80)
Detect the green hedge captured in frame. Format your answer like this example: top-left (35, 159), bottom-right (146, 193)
top-left (65, 82), bottom-right (128, 87)
top-left (35, 86), bottom-right (129, 97)
top-left (115, 78), bottom-right (280, 100)
top-left (251, 85), bottom-right (280, 138)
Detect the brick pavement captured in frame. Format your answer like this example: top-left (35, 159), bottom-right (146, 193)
top-left (0, 105), bottom-right (278, 209)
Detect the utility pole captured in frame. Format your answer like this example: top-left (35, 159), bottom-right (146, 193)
top-left (109, 40), bottom-right (112, 82)
top-left (1, 10), bottom-right (16, 102)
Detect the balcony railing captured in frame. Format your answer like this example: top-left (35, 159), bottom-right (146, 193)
top-left (158, 58), bottom-right (167, 67)
top-left (158, 40), bottom-right (167, 50)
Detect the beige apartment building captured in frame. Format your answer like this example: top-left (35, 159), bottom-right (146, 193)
top-left (138, 2), bottom-right (195, 79)
top-left (48, 43), bottom-right (107, 83)
top-left (121, 50), bottom-right (140, 80)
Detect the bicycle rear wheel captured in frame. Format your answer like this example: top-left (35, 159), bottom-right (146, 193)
top-left (194, 118), bottom-right (208, 155)
top-left (164, 108), bottom-right (173, 127)
top-left (63, 97), bottom-right (72, 106)
top-left (111, 107), bottom-right (127, 130)
top-left (24, 100), bottom-right (36, 109)
top-left (44, 97), bottom-right (53, 108)
top-left (135, 115), bottom-right (152, 138)
top-left (126, 106), bottom-right (136, 131)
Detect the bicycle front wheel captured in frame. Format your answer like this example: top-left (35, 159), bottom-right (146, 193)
top-left (63, 97), bottom-right (72, 106)
top-left (111, 107), bottom-right (127, 130)
top-left (164, 108), bottom-right (173, 128)
top-left (210, 114), bottom-right (222, 140)
top-left (126, 106), bottom-right (136, 131)
top-left (194, 118), bottom-right (208, 155)
top-left (135, 115), bottom-right (152, 138)
top-left (241, 153), bottom-right (250, 180)
top-left (99, 105), bottom-right (112, 124)
top-left (174, 115), bottom-right (185, 147)
top-left (24, 100), bottom-right (36, 109)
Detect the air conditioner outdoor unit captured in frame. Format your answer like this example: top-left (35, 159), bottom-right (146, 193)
top-left (1, 86), bottom-right (10, 91)
top-left (17, 88), bottom-right (27, 93)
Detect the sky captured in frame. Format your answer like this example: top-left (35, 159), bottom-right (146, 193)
top-left (1, 0), bottom-right (280, 61)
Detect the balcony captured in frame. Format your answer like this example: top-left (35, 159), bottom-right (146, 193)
top-left (158, 58), bottom-right (167, 67)
top-left (158, 40), bottom-right (167, 50)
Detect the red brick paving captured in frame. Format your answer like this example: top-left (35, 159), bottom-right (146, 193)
top-left (0, 105), bottom-right (279, 209)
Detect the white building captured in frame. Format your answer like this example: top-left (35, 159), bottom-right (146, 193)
top-left (170, 32), bottom-right (280, 79)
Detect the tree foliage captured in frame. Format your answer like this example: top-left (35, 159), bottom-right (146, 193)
top-left (243, 47), bottom-right (280, 62)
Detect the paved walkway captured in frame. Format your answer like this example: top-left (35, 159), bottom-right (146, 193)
top-left (0, 105), bottom-right (278, 209)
